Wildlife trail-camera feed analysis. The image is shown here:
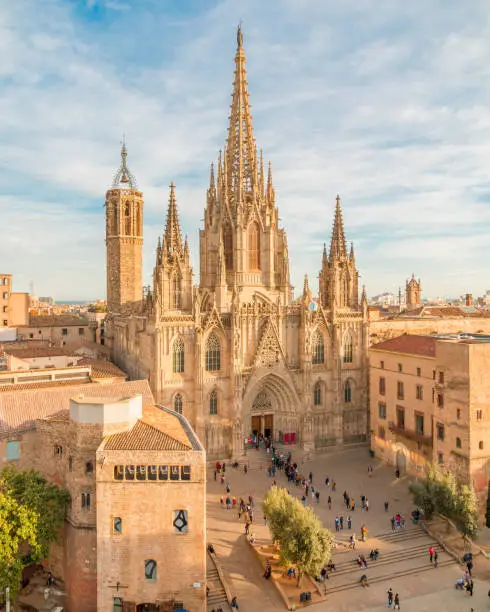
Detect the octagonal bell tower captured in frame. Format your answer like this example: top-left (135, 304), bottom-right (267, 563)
top-left (105, 141), bottom-right (144, 312)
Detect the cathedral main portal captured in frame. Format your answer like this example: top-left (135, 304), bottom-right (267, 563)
top-left (245, 373), bottom-right (298, 444)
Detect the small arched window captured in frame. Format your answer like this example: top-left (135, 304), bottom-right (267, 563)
top-left (145, 559), bottom-right (157, 582)
top-left (248, 222), bottom-right (260, 270)
top-left (205, 333), bottom-right (221, 372)
top-left (124, 202), bottom-right (131, 235)
top-left (223, 223), bottom-right (233, 270)
top-left (86, 461), bottom-right (93, 474)
top-left (172, 274), bottom-right (182, 309)
top-left (343, 333), bottom-right (353, 363)
top-left (172, 338), bottom-right (184, 373)
top-left (312, 331), bottom-right (325, 364)
top-left (344, 380), bottom-right (352, 403)
top-left (456, 437), bottom-right (462, 449)
top-left (209, 390), bottom-right (218, 415)
top-left (174, 393), bottom-right (183, 414)
top-left (314, 382), bottom-right (322, 406)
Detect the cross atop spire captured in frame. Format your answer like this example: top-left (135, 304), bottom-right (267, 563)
top-left (329, 194), bottom-right (347, 261)
top-left (163, 182), bottom-right (184, 261)
top-left (112, 137), bottom-right (138, 189)
top-left (226, 25), bottom-right (256, 208)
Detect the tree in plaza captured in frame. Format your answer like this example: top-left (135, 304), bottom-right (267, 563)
top-left (262, 486), bottom-right (334, 587)
top-left (409, 463), bottom-right (479, 538)
top-left (0, 468), bottom-right (70, 599)
top-left (0, 484), bottom-right (40, 601)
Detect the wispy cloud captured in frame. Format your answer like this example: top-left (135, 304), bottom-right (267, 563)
top-left (1, 0), bottom-right (490, 299)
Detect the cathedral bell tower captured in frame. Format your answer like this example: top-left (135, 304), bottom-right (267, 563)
top-left (153, 183), bottom-right (193, 314)
top-left (105, 142), bottom-right (144, 312)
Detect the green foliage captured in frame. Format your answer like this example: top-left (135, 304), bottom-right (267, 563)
top-left (262, 486), bottom-right (334, 586)
top-left (0, 485), bottom-right (40, 600)
top-left (0, 468), bottom-right (70, 599)
top-left (1, 468), bottom-right (71, 560)
top-left (409, 463), bottom-right (480, 538)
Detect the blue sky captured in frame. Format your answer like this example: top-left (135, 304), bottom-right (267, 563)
top-left (2, 0), bottom-right (490, 300)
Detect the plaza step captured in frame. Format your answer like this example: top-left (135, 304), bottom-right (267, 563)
top-left (206, 567), bottom-right (230, 609)
top-left (331, 541), bottom-right (445, 577)
top-left (323, 558), bottom-right (455, 594)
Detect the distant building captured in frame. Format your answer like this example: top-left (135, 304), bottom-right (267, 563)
top-left (405, 274), bottom-right (421, 311)
top-left (0, 273), bottom-right (29, 328)
top-left (369, 333), bottom-right (490, 508)
top-left (17, 314), bottom-right (96, 346)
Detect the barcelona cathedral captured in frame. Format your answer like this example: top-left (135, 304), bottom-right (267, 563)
top-left (105, 27), bottom-right (369, 458)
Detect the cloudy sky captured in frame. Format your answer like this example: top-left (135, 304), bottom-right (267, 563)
top-left (2, 0), bottom-right (490, 301)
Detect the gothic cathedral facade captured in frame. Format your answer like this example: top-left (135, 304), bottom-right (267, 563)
top-left (105, 28), bottom-right (369, 458)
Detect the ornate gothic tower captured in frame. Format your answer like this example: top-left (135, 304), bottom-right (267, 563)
top-left (153, 183), bottom-right (193, 314)
top-left (319, 195), bottom-right (359, 310)
top-left (406, 274), bottom-right (421, 310)
top-left (200, 26), bottom-right (291, 308)
top-left (105, 143), bottom-right (144, 312)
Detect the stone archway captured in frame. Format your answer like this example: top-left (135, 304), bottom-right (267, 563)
top-left (243, 372), bottom-right (299, 444)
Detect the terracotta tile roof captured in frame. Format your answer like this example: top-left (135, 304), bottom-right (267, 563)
top-left (0, 379), bottom-right (92, 393)
top-left (103, 419), bottom-right (192, 451)
top-left (23, 315), bottom-right (90, 328)
top-left (370, 334), bottom-right (437, 357)
top-left (77, 358), bottom-right (127, 380)
top-left (3, 347), bottom-right (77, 358)
top-left (0, 379), bottom-right (154, 435)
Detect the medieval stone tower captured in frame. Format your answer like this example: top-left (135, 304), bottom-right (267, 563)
top-left (105, 142), bottom-right (144, 312)
top-left (405, 274), bottom-right (421, 310)
top-left (105, 27), bottom-right (370, 459)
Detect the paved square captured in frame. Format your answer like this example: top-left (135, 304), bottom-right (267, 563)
top-left (207, 445), bottom-right (485, 611)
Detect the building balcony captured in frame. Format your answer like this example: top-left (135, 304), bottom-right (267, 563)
top-left (388, 422), bottom-right (433, 447)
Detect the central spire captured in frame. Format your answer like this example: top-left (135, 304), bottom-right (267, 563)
top-left (163, 182), bottom-right (183, 260)
top-left (329, 194), bottom-right (347, 261)
top-left (226, 25), bottom-right (256, 209)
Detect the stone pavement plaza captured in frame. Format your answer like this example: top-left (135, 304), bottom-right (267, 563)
top-left (207, 445), bottom-right (490, 611)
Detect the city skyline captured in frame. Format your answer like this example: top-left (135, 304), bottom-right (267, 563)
top-left (2, 0), bottom-right (490, 300)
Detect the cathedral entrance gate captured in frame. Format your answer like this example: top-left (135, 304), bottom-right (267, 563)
top-left (251, 414), bottom-right (273, 437)
top-left (243, 373), bottom-right (298, 443)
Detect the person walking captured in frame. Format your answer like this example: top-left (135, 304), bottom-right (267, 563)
top-left (433, 551), bottom-right (438, 568)
top-left (328, 495), bottom-right (332, 510)
top-left (315, 490), bottom-right (320, 504)
top-left (365, 498), bottom-right (369, 512)
top-left (301, 495), bottom-right (306, 507)
top-left (335, 516), bottom-right (340, 533)
top-left (429, 546), bottom-right (434, 563)
top-left (339, 515), bottom-right (344, 530)
top-left (387, 587), bottom-right (393, 607)
top-left (393, 593), bottom-right (400, 610)
top-left (309, 471), bottom-right (313, 483)
top-left (214, 470), bottom-right (217, 481)
top-left (384, 501), bottom-right (389, 512)
top-left (347, 515), bottom-right (352, 530)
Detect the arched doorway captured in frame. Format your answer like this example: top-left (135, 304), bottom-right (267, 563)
top-left (136, 605), bottom-right (159, 612)
top-left (244, 372), bottom-right (298, 444)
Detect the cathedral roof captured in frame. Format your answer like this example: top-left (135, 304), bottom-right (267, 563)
top-left (112, 139), bottom-right (138, 190)
top-left (329, 194), bottom-right (347, 261)
top-left (162, 182), bottom-right (184, 260)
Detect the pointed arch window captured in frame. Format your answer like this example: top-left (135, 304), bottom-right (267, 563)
top-left (209, 390), bottom-right (218, 415)
top-left (172, 338), bottom-right (184, 373)
top-left (174, 393), bottom-right (183, 414)
top-left (248, 222), bottom-right (260, 270)
top-left (344, 380), bottom-right (352, 403)
top-left (312, 330), bottom-right (325, 364)
top-left (343, 333), bottom-right (353, 363)
top-left (135, 203), bottom-right (141, 236)
top-left (205, 333), bottom-right (221, 372)
top-left (172, 274), bottom-right (182, 309)
top-left (124, 202), bottom-right (131, 235)
top-left (223, 223), bottom-right (233, 270)
top-left (314, 382), bottom-right (322, 406)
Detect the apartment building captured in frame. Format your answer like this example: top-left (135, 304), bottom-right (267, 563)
top-left (370, 333), bottom-right (490, 503)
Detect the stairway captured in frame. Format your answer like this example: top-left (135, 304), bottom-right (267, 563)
top-left (324, 526), bottom-right (457, 594)
top-left (206, 564), bottom-right (230, 610)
